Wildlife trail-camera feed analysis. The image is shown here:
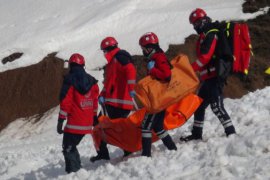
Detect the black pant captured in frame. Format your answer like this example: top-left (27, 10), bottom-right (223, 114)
top-left (141, 110), bottom-right (176, 157)
top-left (62, 132), bottom-right (84, 173)
top-left (141, 110), bottom-right (167, 137)
top-left (192, 78), bottom-right (235, 137)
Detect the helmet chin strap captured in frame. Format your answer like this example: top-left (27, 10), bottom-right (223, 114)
top-left (148, 49), bottom-right (156, 59)
top-left (143, 48), bottom-right (156, 59)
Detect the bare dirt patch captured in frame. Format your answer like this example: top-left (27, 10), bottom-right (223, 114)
top-left (0, 53), bottom-right (66, 130)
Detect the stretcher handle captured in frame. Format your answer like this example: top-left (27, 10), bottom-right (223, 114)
top-left (132, 97), bottom-right (139, 110)
top-left (101, 103), bottom-right (108, 116)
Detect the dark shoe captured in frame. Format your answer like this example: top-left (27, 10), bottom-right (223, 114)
top-left (141, 138), bottom-right (152, 157)
top-left (162, 135), bottom-right (177, 150)
top-left (63, 149), bottom-right (81, 173)
top-left (123, 150), bottom-right (132, 157)
top-left (226, 131), bottom-right (236, 137)
top-left (90, 141), bottom-right (110, 162)
top-left (90, 154), bottom-right (110, 162)
top-left (225, 126), bottom-right (236, 137)
top-left (179, 134), bottom-right (202, 142)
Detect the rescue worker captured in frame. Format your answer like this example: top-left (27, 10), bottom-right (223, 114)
top-left (180, 8), bottom-right (236, 142)
top-left (57, 53), bottom-right (99, 173)
top-left (90, 36), bottom-right (137, 162)
top-left (139, 32), bottom-right (177, 157)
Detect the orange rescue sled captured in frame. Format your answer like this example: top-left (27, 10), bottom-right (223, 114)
top-left (92, 93), bottom-right (202, 152)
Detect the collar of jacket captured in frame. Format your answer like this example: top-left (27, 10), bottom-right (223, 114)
top-left (70, 65), bottom-right (85, 74)
top-left (104, 47), bottom-right (120, 63)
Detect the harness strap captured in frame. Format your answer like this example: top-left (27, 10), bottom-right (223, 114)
top-left (205, 28), bottom-right (219, 36)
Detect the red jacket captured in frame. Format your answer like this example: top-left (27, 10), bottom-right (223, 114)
top-left (148, 51), bottom-right (171, 82)
top-left (192, 30), bottom-right (218, 81)
top-left (59, 66), bottom-right (99, 134)
top-left (101, 48), bottom-right (136, 110)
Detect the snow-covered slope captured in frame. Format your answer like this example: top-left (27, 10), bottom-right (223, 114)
top-left (0, 0), bottom-right (269, 179)
top-left (0, 87), bottom-right (269, 180)
top-left (0, 0), bottom-right (265, 73)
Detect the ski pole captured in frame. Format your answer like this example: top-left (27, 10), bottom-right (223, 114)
top-left (91, 65), bottom-right (106, 71)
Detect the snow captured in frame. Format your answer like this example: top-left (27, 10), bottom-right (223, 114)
top-left (0, 0), bottom-right (269, 179)
top-left (0, 0), bottom-right (266, 73)
top-left (1, 87), bottom-right (270, 180)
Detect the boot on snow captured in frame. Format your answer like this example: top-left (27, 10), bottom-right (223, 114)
top-left (179, 134), bottom-right (202, 142)
top-left (141, 137), bottom-right (152, 157)
top-left (90, 154), bottom-right (110, 162)
top-left (63, 149), bottom-right (82, 173)
top-left (225, 126), bottom-right (236, 137)
top-left (123, 150), bottom-right (133, 157)
top-left (90, 141), bottom-right (110, 162)
top-left (162, 135), bottom-right (177, 150)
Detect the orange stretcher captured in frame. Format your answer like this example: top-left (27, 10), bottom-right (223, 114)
top-left (134, 54), bottom-right (199, 113)
top-left (92, 93), bottom-right (202, 152)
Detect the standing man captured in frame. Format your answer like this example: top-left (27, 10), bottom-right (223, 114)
top-left (57, 53), bottom-right (99, 173)
top-left (139, 32), bottom-right (177, 157)
top-left (180, 8), bottom-right (236, 142)
top-left (90, 36), bottom-right (137, 162)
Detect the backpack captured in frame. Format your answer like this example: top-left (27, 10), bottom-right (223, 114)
top-left (209, 21), bottom-right (253, 81)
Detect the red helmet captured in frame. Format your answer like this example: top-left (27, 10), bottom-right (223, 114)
top-left (69, 53), bottom-right (85, 65)
top-left (100, 37), bottom-right (118, 50)
top-left (189, 8), bottom-right (207, 24)
top-left (139, 32), bottom-right (159, 47)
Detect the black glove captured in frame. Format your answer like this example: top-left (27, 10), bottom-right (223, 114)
top-left (93, 115), bottom-right (99, 126)
top-left (57, 118), bottom-right (65, 134)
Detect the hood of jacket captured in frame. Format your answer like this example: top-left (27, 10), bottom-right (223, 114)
top-left (70, 65), bottom-right (98, 95)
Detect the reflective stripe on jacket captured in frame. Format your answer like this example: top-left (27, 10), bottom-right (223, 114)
top-left (59, 66), bottom-right (99, 134)
top-left (101, 49), bottom-right (136, 110)
top-left (192, 28), bottom-right (218, 81)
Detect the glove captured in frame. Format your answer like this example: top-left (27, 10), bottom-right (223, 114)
top-left (98, 96), bottom-right (105, 104)
top-left (147, 61), bottom-right (155, 70)
top-left (129, 90), bottom-right (136, 98)
top-left (57, 118), bottom-right (65, 134)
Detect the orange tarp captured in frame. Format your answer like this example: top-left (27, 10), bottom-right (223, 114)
top-left (92, 93), bottom-right (202, 152)
top-left (134, 54), bottom-right (199, 113)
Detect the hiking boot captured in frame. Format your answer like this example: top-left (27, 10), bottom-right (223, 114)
top-left (141, 137), bottom-right (152, 157)
top-left (90, 154), bottom-right (110, 162)
top-left (123, 150), bottom-right (132, 157)
top-left (225, 126), bottom-right (236, 137)
top-left (162, 135), bottom-right (177, 150)
top-left (90, 141), bottom-right (110, 162)
top-left (179, 134), bottom-right (202, 142)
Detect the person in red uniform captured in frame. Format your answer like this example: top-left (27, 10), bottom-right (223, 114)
top-left (180, 8), bottom-right (236, 142)
top-left (90, 37), bottom-right (137, 162)
top-left (139, 32), bottom-right (177, 157)
top-left (57, 53), bottom-right (99, 173)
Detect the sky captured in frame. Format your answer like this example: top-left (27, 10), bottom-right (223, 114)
top-left (0, 0), bottom-right (269, 179)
